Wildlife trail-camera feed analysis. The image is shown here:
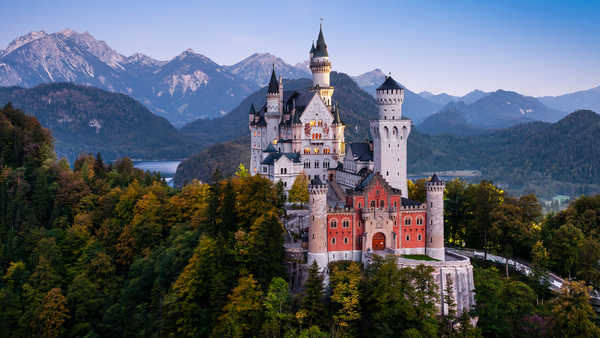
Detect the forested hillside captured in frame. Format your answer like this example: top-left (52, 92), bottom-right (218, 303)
top-left (0, 84), bottom-right (199, 161)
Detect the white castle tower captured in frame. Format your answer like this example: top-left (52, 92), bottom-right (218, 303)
top-left (310, 23), bottom-right (334, 107)
top-left (426, 174), bottom-right (445, 261)
top-left (307, 176), bottom-right (329, 270)
top-left (370, 75), bottom-right (411, 197)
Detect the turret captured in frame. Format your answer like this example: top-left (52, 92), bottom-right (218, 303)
top-left (310, 23), bottom-right (334, 106)
top-left (248, 103), bottom-right (256, 124)
top-left (376, 74), bottom-right (404, 120)
top-left (266, 65), bottom-right (281, 145)
top-left (426, 174), bottom-right (445, 261)
top-left (331, 104), bottom-right (346, 161)
top-left (308, 175), bottom-right (328, 270)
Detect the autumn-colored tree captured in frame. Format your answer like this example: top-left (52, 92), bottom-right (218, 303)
top-left (288, 172), bottom-right (309, 205)
top-left (214, 274), bottom-right (264, 338)
top-left (330, 261), bottom-right (361, 337)
top-left (235, 163), bottom-right (250, 178)
top-left (551, 280), bottom-right (600, 337)
top-left (36, 288), bottom-right (70, 338)
top-left (408, 178), bottom-right (427, 203)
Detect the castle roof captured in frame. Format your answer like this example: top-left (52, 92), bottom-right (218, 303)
top-left (310, 41), bottom-right (315, 54)
top-left (313, 24), bottom-right (328, 58)
top-left (377, 75), bottom-right (403, 91)
top-left (268, 65), bottom-right (279, 94)
top-left (430, 174), bottom-right (441, 182)
top-left (311, 175), bottom-right (324, 186)
top-left (348, 142), bottom-right (373, 161)
top-left (248, 103), bottom-right (256, 115)
top-left (264, 143), bottom-right (277, 153)
top-left (261, 152), bottom-right (301, 165)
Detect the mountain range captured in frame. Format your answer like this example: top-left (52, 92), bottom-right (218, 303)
top-left (0, 30), bottom-right (311, 126)
top-left (418, 90), bottom-right (567, 135)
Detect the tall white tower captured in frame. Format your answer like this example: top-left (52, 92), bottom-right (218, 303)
top-left (309, 23), bottom-right (334, 107)
top-left (370, 75), bottom-right (411, 197)
top-left (426, 174), bottom-right (445, 261)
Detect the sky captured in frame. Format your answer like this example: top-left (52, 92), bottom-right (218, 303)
top-left (1, 0), bottom-right (599, 97)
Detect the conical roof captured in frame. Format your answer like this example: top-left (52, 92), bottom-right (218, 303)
top-left (311, 175), bottom-right (323, 186)
top-left (310, 41), bottom-right (315, 54)
top-left (377, 75), bottom-right (403, 91)
top-left (430, 174), bottom-right (441, 183)
top-left (248, 103), bottom-right (256, 115)
top-left (333, 104), bottom-right (343, 124)
top-left (268, 65), bottom-right (279, 94)
top-left (313, 23), bottom-right (328, 57)
top-left (264, 143), bottom-right (277, 153)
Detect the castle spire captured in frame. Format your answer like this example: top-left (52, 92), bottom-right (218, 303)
top-left (267, 64), bottom-right (279, 94)
top-left (314, 21), bottom-right (328, 57)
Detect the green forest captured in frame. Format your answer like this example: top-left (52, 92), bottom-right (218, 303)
top-left (2, 103), bottom-right (600, 337)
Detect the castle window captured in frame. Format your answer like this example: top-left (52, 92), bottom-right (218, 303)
top-left (405, 218), bottom-right (412, 226)
top-left (417, 218), bottom-right (423, 225)
top-left (386, 171), bottom-right (389, 176)
top-left (312, 234), bottom-right (315, 239)
top-left (314, 162), bottom-right (320, 168)
top-left (406, 235), bottom-right (410, 241)
top-left (263, 166), bottom-right (267, 173)
top-left (304, 162), bottom-right (310, 168)
top-left (418, 234), bottom-right (422, 241)
top-left (323, 161), bottom-right (330, 168)
top-left (343, 220), bottom-right (349, 228)
top-left (331, 220), bottom-right (337, 228)
top-left (358, 202), bottom-right (362, 208)
top-left (332, 238), bottom-right (336, 244)
top-left (344, 237), bottom-right (349, 244)
top-left (394, 201), bottom-right (397, 208)
top-left (284, 181), bottom-right (287, 187)
top-left (371, 201), bottom-right (376, 208)
top-left (380, 200), bottom-right (385, 208)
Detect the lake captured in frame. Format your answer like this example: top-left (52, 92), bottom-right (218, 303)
top-left (133, 160), bottom-right (181, 186)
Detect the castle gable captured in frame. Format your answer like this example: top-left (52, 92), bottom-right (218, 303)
top-left (299, 92), bottom-right (333, 124)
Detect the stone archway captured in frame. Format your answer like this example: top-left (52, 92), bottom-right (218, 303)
top-left (372, 232), bottom-right (385, 251)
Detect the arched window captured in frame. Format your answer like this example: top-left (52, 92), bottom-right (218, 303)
top-left (343, 220), bottom-right (350, 228)
top-left (405, 218), bottom-right (412, 226)
top-left (331, 238), bottom-right (336, 244)
top-left (418, 234), bottom-right (422, 241)
top-left (416, 217), bottom-right (423, 225)
top-left (330, 220), bottom-right (337, 228)
top-left (344, 237), bottom-right (348, 244)
top-left (371, 200), bottom-right (376, 208)
top-left (406, 235), bottom-right (410, 241)
top-left (380, 200), bottom-right (385, 208)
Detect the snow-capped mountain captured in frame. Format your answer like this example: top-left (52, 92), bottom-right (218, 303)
top-left (0, 29), bottom-right (309, 125)
top-left (225, 53), bottom-right (310, 86)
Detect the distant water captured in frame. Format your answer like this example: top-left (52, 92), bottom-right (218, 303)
top-left (133, 161), bottom-right (181, 186)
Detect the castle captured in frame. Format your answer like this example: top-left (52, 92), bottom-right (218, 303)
top-left (250, 24), bottom-right (475, 314)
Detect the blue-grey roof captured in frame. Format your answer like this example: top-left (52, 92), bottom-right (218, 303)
top-left (313, 24), bottom-right (328, 57)
top-left (268, 66), bottom-right (279, 94)
top-left (401, 197), bottom-right (422, 207)
top-left (261, 152), bottom-right (301, 165)
top-left (348, 142), bottom-right (373, 161)
top-left (430, 174), bottom-right (441, 182)
top-left (264, 143), bottom-right (277, 153)
top-left (311, 175), bottom-right (323, 185)
top-left (377, 76), bottom-right (403, 91)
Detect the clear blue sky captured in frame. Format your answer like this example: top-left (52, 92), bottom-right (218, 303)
top-left (1, 0), bottom-right (599, 96)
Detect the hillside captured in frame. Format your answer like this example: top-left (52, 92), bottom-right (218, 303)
top-left (0, 83), bottom-right (198, 161)
top-left (418, 90), bottom-right (566, 135)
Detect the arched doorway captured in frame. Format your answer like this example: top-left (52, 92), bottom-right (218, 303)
top-left (372, 232), bottom-right (385, 251)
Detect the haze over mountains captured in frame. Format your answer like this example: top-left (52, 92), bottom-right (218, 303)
top-left (418, 90), bottom-right (567, 135)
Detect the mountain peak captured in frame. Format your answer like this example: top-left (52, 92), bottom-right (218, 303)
top-left (4, 30), bottom-right (48, 54)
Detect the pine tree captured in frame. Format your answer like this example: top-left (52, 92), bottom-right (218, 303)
top-left (301, 261), bottom-right (326, 329)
